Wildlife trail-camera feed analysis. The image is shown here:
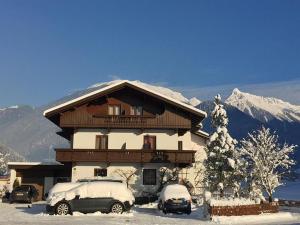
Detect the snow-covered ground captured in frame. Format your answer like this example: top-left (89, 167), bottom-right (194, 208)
top-left (0, 202), bottom-right (300, 225)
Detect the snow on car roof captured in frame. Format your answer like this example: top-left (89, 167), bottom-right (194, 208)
top-left (160, 184), bottom-right (191, 201)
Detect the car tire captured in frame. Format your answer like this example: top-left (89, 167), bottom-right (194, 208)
top-left (158, 201), bottom-right (163, 210)
top-left (162, 204), bottom-right (168, 214)
top-left (186, 204), bottom-right (192, 215)
top-left (55, 201), bottom-right (71, 215)
top-left (110, 202), bottom-right (124, 214)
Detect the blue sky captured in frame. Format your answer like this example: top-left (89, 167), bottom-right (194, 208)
top-left (0, 0), bottom-right (299, 107)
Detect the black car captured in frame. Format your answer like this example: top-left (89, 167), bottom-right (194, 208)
top-left (10, 185), bottom-right (38, 204)
top-left (158, 184), bottom-right (192, 215)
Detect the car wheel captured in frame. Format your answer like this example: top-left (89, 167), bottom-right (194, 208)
top-left (110, 202), bottom-right (124, 214)
top-left (186, 204), bottom-right (192, 215)
top-left (162, 204), bottom-right (168, 214)
top-left (55, 202), bottom-right (71, 215)
top-left (158, 201), bottom-right (163, 210)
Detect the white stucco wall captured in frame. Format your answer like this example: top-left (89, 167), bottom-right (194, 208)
top-left (73, 129), bottom-right (180, 150)
top-left (72, 162), bottom-right (173, 196)
top-left (72, 129), bottom-right (208, 196)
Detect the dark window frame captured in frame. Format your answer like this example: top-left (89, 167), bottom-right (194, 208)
top-left (130, 106), bottom-right (143, 116)
top-left (178, 141), bottom-right (183, 150)
top-left (95, 135), bottom-right (108, 150)
top-left (143, 135), bottom-right (156, 150)
top-left (143, 169), bottom-right (157, 185)
top-left (108, 104), bottom-right (121, 116)
top-left (94, 168), bottom-right (107, 177)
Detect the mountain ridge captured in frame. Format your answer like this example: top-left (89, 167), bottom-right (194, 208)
top-left (226, 88), bottom-right (300, 123)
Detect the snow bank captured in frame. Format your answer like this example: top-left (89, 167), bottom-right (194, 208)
top-left (208, 198), bottom-right (256, 206)
top-left (159, 184), bottom-right (191, 202)
top-left (212, 212), bottom-right (299, 224)
top-left (49, 182), bottom-right (135, 206)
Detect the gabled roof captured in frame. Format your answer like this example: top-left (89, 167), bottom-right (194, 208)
top-left (43, 80), bottom-right (207, 118)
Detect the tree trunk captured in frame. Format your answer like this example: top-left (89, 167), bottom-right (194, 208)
top-left (268, 194), bottom-right (273, 202)
top-left (220, 189), bottom-right (224, 198)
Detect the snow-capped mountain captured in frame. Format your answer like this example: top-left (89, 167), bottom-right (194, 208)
top-left (225, 88), bottom-right (300, 123)
top-left (0, 105), bottom-right (68, 161)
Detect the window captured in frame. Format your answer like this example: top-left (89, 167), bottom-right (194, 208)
top-left (178, 141), bottom-right (183, 150)
top-left (95, 135), bottom-right (108, 150)
top-left (143, 169), bottom-right (156, 185)
top-left (94, 168), bottom-right (107, 177)
top-left (143, 135), bottom-right (156, 150)
top-left (108, 105), bottom-right (121, 115)
top-left (130, 106), bottom-right (143, 116)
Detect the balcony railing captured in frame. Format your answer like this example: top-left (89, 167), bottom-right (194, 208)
top-left (55, 149), bottom-right (196, 164)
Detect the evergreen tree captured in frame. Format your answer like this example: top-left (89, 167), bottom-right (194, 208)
top-left (205, 94), bottom-right (238, 195)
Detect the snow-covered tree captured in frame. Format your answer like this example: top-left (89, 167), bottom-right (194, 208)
top-left (114, 169), bottom-right (137, 188)
top-left (205, 94), bottom-right (240, 195)
top-left (0, 151), bottom-right (10, 176)
top-left (157, 167), bottom-right (179, 192)
top-left (240, 127), bottom-right (297, 202)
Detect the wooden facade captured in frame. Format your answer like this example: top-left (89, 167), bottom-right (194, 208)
top-left (58, 87), bottom-right (198, 130)
top-left (43, 84), bottom-right (206, 165)
top-left (56, 149), bottom-right (196, 164)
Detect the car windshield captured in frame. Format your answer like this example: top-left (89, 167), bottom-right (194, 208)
top-left (15, 186), bottom-right (30, 191)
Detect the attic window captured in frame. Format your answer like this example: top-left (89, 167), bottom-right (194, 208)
top-left (108, 105), bottom-right (120, 115)
top-left (130, 106), bottom-right (143, 116)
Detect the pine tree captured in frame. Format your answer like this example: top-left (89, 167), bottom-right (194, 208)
top-left (240, 127), bottom-right (297, 202)
top-left (205, 94), bottom-right (238, 195)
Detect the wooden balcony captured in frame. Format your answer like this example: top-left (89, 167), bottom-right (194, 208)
top-left (60, 109), bottom-right (192, 129)
top-left (56, 149), bottom-right (196, 164)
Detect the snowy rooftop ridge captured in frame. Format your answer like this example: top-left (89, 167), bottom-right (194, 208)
top-left (90, 80), bottom-right (202, 107)
top-left (225, 88), bottom-right (300, 122)
top-left (7, 161), bottom-right (63, 166)
top-left (0, 105), bottom-right (19, 111)
top-left (44, 80), bottom-right (206, 117)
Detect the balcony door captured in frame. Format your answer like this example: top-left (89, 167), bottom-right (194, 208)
top-left (143, 135), bottom-right (156, 150)
top-left (95, 135), bottom-right (108, 150)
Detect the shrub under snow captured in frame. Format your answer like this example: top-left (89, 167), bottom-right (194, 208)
top-left (208, 198), bottom-right (257, 206)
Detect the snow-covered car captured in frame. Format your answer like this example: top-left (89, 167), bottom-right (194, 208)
top-left (45, 177), bottom-right (123, 199)
top-left (158, 184), bottom-right (192, 214)
top-left (46, 181), bottom-right (135, 215)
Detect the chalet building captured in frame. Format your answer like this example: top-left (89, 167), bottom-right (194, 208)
top-left (9, 80), bottom-right (208, 200)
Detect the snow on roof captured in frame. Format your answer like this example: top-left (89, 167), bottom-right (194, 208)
top-left (7, 161), bottom-right (63, 166)
top-left (194, 130), bottom-right (209, 138)
top-left (43, 80), bottom-right (206, 117)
